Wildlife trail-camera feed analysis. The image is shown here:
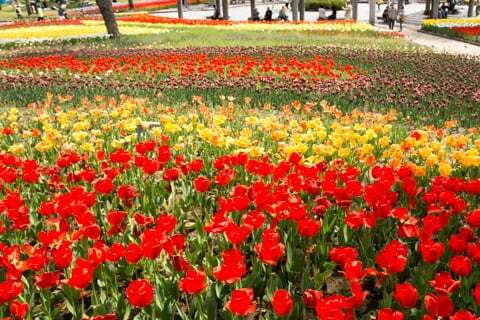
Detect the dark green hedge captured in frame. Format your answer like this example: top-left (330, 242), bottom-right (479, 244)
top-left (305, 0), bottom-right (345, 10)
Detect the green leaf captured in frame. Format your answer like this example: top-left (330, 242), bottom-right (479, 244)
top-left (215, 281), bottom-right (224, 299)
top-left (93, 302), bottom-right (112, 315)
top-left (175, 303), bottom-right (190, 320)
top-left (65, 298), bottom-right (77, 318)
top-left (266, 273), bottom-right (283, 300)
top-left (205, 287), bottom-right (217, 320)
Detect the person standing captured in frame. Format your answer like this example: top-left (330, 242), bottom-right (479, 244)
top-left (278, 3), bottom-right (289, 20)
top-left (376, 0), bottom-right (383, 12)
top-left (36, 0), bottom-right (45, 20)
top-left (343, 0), bottom-right (352, 19)
top-left (11, 0), bottom-right (23, 18)
top-left (264, 6), bottom-right (273, 20)
top-left (317, 6), bottom-right (327, 19)
top-left (387, 3), bottom-right (397, 30)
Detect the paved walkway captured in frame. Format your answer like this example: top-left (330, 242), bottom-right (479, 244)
top-left (377, 24), bottom-right (480, 57)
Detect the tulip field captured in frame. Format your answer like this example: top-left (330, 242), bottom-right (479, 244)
top-left (0, 16), bottom-right (479, 320)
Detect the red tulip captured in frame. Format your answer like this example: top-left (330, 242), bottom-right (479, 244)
top-left (254, 228), bottom-right (285, 265)
top-left (213, 248), bottom-right (246, 284)
top-left (33, 271), bottom-right (60, 289)
top-left (393, 283), bottom-right (418, 309)
top-left (0, 280), bottom-right (23, 304)
top-left (450, 310), bottom-right (476, 320)
top-left (297, 218), bottom-right (321, 237)
top-left (424, 293), bottom-right (453, 318)
top-left (303, 289), bottom-right (323, 308)
top-left (429, 272), bottom-right (460, 294)
top-left (51, 243), bottom-right (73, 269)
top-left (272, 289), bottom-right (293, 317)
top-left (449, 255), bottom-right (472, 277)
top-left (376, 240), bottom-right (408, 274)
top-left (66, 258), bottom-right (94, 290)
top-left (157, 145), bottom-right (171, 163)
top-left (377, 308), bottom-right (404, 320)
top-left (419, 240), bottom-right (444, 263)
top-left (473, 283), bottom-right (480, 305)
top-left (94, 178), bottom-right (115, 194)
top-left (225, 288), bottom-right (256, 317)
top-left (178, 269), bottom-right (206, 295)
top-left (194, 176), bottom-right (210, 192)
top-left (126, 279), bottom-right (154, 308)
top-left (9, 300), bottom-right (28, 319)
top-left (164, 168), bottom-right (180, 181)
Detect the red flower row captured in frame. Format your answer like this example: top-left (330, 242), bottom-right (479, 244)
top-left (0, 52), bottom-right (357, 81)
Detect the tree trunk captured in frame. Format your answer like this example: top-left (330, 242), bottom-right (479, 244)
top-left (369, 0), bottom-right (375, 25)
top-left (128, 0), bottom-right (133, 9)
top-left (468, 0), bottom-right (474, 16)
top-left (425, 0), bottom-right (431, 14)
top-left (250, 0), bottom-right (254, 18)
top-left (215, 0), bottom-right (221, 13)
top-left (177, 0), bottom-right (183, 18)
top-left (222, 0), bottom-right (228, 19)
top-left (292, 0), bottom-right (298, 21)
top-left (352, 0), bottom-right (358, 20)
top-left (299, 0), bottom-right (305, 20)
top-left (431, 0), bottom-right (438, 17)
top-left (25, 0), bottom-right (32, 15)
top-left (95, 0), bottom-right (121, 37)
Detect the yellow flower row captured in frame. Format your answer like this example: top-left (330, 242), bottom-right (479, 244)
top-left (0, 95), bottom-right (478, 178)
top-left (423, 17), bottom-right (480, 27)
top-left (0, 21), bottom-right (170, 41)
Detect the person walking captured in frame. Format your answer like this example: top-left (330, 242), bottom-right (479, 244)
top-left (387, 3), bottom-right (397, 30)
top-left (398, 4), bottom-right (404, 31)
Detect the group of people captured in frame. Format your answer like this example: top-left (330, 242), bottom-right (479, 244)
top-left (250, 5), bottom-right (287, 21)
top-left (10, 0), bottom-right (67, 20)
top-left (381, 2), bottom-right (405, 31)
top-left (317, 1), bottom-right (351, 20)
top-left (209, 3), bottom-right (290, 21)
top-left (211, 2), bottom-right (353, 21)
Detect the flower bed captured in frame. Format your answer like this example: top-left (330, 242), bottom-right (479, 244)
top-left (422, 18), bottom-right (480, 43)
top-left (0, 18), bottom-right (373, 43)
top-left (1, 47), bottom-right (479, 126)
top-left (79, 0), bottom-right (177, 14)
top-left (0, 94), bottom-right (477, 319)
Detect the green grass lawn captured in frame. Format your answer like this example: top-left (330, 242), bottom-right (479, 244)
top-left (115, 28), bottom-right (420, 50)
top-left (0, 24), bottom-right (422, 56)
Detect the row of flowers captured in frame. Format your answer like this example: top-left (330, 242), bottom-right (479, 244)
top-left (0, 21), bottom-right (170, 42)
top-left (422, 18), bottom-right (480, 41)
top-left (0, 51), bottom-right (358, 81)
top-left (422, 17), bottom-right (480, 27)
top-left (0, 95), bottom-right (477, 319)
